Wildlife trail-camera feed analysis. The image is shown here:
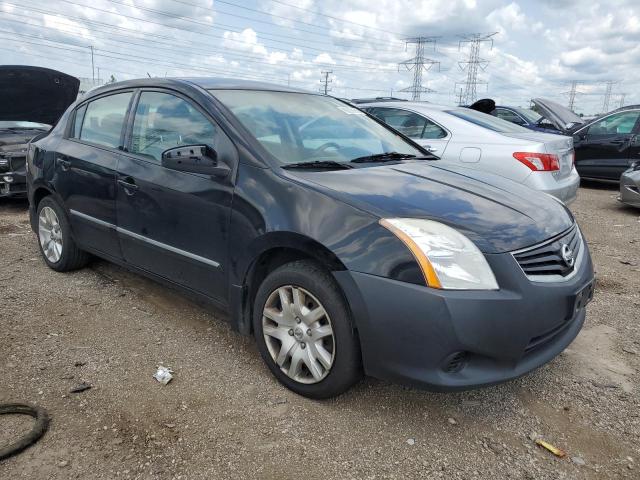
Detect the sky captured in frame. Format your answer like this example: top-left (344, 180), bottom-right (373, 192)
top-left (1, 0), bottom-right (638, 115)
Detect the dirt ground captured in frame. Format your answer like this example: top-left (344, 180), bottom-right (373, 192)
top-left (1, 183), bottom-right (639, 480)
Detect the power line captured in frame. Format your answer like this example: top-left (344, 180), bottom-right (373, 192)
top-left (319, 71), bottom-right (333, 95)
top-left (398, 37), bottom-right (439, 101)
top-left (456, 32), bottom-right (498, 105)
top-left (52, 0), bottom-right (396, 66)
top-left (1, 12), bottom-right (396, 74)
top-left (169, 0), bottom-right (404, 49)
top-left (265, 0), bottom-right (403, 36)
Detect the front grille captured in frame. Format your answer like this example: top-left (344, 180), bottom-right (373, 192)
top-left (513, 226), bottom-right (581, 278)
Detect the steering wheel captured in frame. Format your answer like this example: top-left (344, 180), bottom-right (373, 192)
top-left (313, 142), bottom-right (341, 154)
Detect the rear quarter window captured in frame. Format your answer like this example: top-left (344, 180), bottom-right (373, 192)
top-left (79, 92), bottom-right (133, 148)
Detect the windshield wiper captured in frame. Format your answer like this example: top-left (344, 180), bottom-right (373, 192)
top-left (282, 160), bottom-right (353, 170)
top-left (350, 152), bottom-right (417, 163)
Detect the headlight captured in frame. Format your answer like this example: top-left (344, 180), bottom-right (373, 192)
top-left (380, 218), bottom-right (499, 290)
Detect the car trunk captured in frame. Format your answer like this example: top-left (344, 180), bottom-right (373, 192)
top-left (501, 132), bottom-right (575, 179)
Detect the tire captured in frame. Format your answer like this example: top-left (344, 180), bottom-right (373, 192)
top-left (253, 260), bottom-right (362, 399)
top-left (36, 196), bottom-right (90, 272)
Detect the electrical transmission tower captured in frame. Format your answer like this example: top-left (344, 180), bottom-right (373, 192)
top-left (602, 80), bottom-right (617, 113)
top-left (455, 32), bottom-right (497, 105)
top-left (619, 93), bottom-right (626, 108)
top-left (566, 81), bottom-right (578, 110)
top-left (398, 37), bottom-right (440, 101)
top-left (561, 80), bottom-right (583, 110)
top-left (319, 71), bottom-right (333, 95)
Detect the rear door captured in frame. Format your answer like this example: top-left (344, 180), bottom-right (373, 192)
top-left (367, 107), bottom-right (450, 155)
top-left (54, 90), bottom-right (134, 258)
top-left (573, 109), bottom-right (640, 181)
top-left (116, 89), bottom-right (236, 302)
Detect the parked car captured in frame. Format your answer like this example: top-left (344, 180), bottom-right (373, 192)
top-left (358, 100), bottom-right (579, 204)
top-left (0, 66), bottom-right (79, 198)
top-left (530, 99), bottom-right (640, 182)
top-left (467, 98), bottom-right (562, 134)
top-left (619, 161), bottom-right (640, 208)
top-left (27, 78), bottom-right (594, 398)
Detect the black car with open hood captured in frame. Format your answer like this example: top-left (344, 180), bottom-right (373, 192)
top-left (0, 66), bottom-right (80, 198)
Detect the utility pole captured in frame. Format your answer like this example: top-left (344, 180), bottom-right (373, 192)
top-left (398, 36), bottom-right (439, 101)
top-left (319, 70), bottom-right (332, 95)
top-left (456, 87), bottom-right (464, 106)
top-left (602, 80), bottom-right (616, 113)
top-left (456, 32), bottom-right (497, 105)
top-left (88, 45), bottom-right (95, 85)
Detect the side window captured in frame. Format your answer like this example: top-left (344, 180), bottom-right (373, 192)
top-left (494, 108), bottom-right (525, 125)
top-left (370, 108), bottom-right (446, 139)
top-left (71, 104), bottom-right (87, 138)
top-left (130, 91), bottom-right (216, 161)
top-left (79, 92), bottom-right (133, 148)
top-left (587, 111), bottom-right (640, 136)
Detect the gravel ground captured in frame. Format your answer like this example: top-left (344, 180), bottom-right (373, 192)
top-left (1, 183), bottom-right (639, 479)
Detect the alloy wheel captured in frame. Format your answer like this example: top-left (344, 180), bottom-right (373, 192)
top-left (38, 206), bottom-right (63, 263)
top-left (262, 285), bottom-right (335, 384)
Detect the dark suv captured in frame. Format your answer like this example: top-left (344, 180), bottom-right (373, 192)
top-left (27, 78), bottom-right (594, 398)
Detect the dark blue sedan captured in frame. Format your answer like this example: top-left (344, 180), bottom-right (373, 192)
top-left (27, 78), bottom-right (594, 398)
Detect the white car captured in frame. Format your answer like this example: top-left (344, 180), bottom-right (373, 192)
top-left (357, 101), bottom-right (580, 204)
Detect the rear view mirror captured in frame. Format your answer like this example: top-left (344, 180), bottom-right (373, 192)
top-left (161, 145), bottom-right (230, 177)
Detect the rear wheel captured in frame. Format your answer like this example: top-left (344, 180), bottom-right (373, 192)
top-left (36, 197), bottom-right (90, 272)
top-left (253, 260), bottom-right (362, 399)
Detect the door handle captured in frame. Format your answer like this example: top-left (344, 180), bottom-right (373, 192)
top-left (424, 145), bottom-right (437, 152)
top-left (56, 157), bottom-right (71, 171)
top-left (117, 178), bottom-right (139, 195)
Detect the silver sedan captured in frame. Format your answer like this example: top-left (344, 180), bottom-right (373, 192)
top-left (619, 162), bottom-right (640, 208)
top-left (359, 101), bottom-right (580, 204)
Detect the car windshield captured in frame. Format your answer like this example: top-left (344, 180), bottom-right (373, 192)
top-left (210, 90), bottom-right (424, 165)
top-left (514, 107), bottom-right (541, 123)
top-left (0, 120), bottom-right (50, 129)
top-left (447, 108), bottom-right (532, 133)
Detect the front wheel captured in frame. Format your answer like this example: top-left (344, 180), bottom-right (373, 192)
top-left (253, 260), bottom-right (362, 399)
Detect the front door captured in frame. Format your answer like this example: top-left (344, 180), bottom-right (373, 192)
top-left (116, 89), bottom-right (235, 302)
top-left (574, 110), bottom-right (640, 181)
top-left (54, 90), bottom-right (134, 258)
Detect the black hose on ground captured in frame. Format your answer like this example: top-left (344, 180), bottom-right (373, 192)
top-left (0, 403), bottom-right (50, 461)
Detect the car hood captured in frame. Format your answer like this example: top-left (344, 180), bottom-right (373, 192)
top-left (532, 98), bottom-right (584, 133)
top-left (290, 161), bottom-right (574, 254)
top-left (0, 66), bottom-right (80, 125)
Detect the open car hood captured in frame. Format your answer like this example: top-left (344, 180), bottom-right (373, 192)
top-left (532, 98), bottom-right (584, 133)
top-left (0, 66), bottom-right (80, 126)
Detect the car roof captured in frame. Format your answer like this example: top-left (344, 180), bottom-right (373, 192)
top-left (82, 77), bottom-right (312, 99)
top-left (357, 101), bottom-right (453, 112)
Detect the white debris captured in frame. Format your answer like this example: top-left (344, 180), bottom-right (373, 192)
top-left (153, 366), bottom-right (174, 385)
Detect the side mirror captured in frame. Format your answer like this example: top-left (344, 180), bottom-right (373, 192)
top-left (161, 145), bottom-right (230, 177)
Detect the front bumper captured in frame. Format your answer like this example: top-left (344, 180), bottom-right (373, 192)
top-left (523, 168), bottom-right (580, 205)
top-left (618, 169), bottom-right (640, 208)
top-left (335, 244), bottom-right (594, 391)
top-left (0, 170), bottom-right (27, 197)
